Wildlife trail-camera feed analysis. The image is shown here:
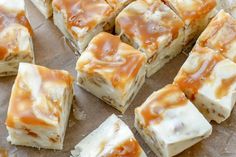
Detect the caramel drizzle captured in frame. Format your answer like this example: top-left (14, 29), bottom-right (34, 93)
top-left (103, 138), bottom-right (142, 157)
top-left (117, 1), bottom-right (183, 54)
top-left (199, 12), bottom-right (236, 58)
top-left (78, 33), bottom-right (145, 90)
top-left (53, 0), bottom-right (113, 38)
top-left (6, 66), bottom-right (73, 128)
top-left (175, 50), bottom-right (223, 100)
top-left (0, 8), bottom-right (33, 60)
top-left (141, 85), bottom-right (188, 127)
top-left (176, 0), bottom-right (216, 22)
top-left (215, 76), bottom-right (236, 99)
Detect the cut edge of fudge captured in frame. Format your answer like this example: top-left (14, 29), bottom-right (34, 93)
top-left (174, 46), bottom-right (236, 123)
top-left (30, 0), bottom-right (53, 18)
top-left (52, 0), bottom-right (133, 53)
top-left (75, 32), bottom-right (147, 113)
top-left (71, 114), bottom-right (146, 157)
top-left (5, 63), bottom-right (74, 150)
top-left (135, 84), bottom-right (212, 157)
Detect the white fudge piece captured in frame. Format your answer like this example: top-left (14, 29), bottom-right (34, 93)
top-left (6, 63), bottom-right (74, 150)
top-left (30, 0), bottom-right (53, 18)
top-left (52, 0), bottom-right (133, 53)
top-left (196, 10), bottom-right (236, 63)
top-left (76, 32), bottom-right (147, 113)
top-left (174, 46), bottom-right (236, 123)
top-left (71, 114), bottom-right (146, 157)
top-left (0, 0), bottom-right (34, 77)
top-left (135, 84), bottom-right (212, 157)
top-left (217, 0), bottom-right (236, 19)
top-left (116, 0), bottom-right (184, 77)
top-left (162, 0), bottom-right (217, 45)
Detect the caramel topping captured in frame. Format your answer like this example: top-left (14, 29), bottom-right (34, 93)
top-left (77, 33), bottom-right (146, 91)
top-left (103, 138), bottom-right (142, 157)
top-left (6, 65), bottom-right (73, 128)
top-left (199, 11), bottom-right (236, 58)
top-left (175, 50), bottom-right (223, 100)
top-left (117, 1), bottom-right (183, 55)
top-left (175, 0), bottom-right (216, 22)
top-left (140, 85), bottom-right (188, 127)
top-left (216, 76), bottom-right (236, 99)
top-left (53, 0), bottom-right (113, 38)
top-left (0, 148), bottom-right (8, 157)
top-left (0, 7), bottom-right (33, 60)
top-left (0, 45), bottom-right (7, 60)
top-left (0, 8), bottom-right (33, 35)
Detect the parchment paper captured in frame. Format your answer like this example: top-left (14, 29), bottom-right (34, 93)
top-left (0, 1), bottom-right (236, 157)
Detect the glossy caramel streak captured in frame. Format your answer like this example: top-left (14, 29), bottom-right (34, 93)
top-left (103, 138), bottom-right (142, 157)
top-left (6, 66), bottom-right (73, 128)
top-left (117, 1), bottom-right (183, 52)
top-left (175, 50), bottom-right (223, 100)
top-left (53, 0), bottom-right (113, 34)
top-left (0, 8), bottom-right (33, 60)
top-left (78, 33), bottom-right (145, 90)
top-left (175, 0), bottom-right (216, 22)
top-left (141, 85), bottom-right (188, 127)
top-left (199, 12), bottom-right (236, 55)
top-left (216, 76), bottom-right (236, 99)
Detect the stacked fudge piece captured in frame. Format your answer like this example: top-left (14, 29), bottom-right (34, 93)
top-left (6, 63), bottom-right (74, 149)
top-left (196, 10), bottom-right (236, 63)
top-left (0, 0), bottom-right (34, 76)
top-left (71, 114), bottom-right (146, 157)
top-left (135, 84), bottom-right (212, 157)
top-left (116, 0), bottom-right (185, 77)
top-left (52, 0), bottom-right (133, 53)
top-left (76, 32), bottom-right (146, 113)
top-left (162, 0), bottom-right (217, 45)
top-left (30, 0), bottom-right (53, 18)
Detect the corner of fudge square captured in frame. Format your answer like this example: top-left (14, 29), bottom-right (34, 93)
top-left (0, 0), bottom-right (34, 77)
top-left (52, 0), bottom-right (134, 53)
top-left (174, 46), bottom-right (236, 123)
top-left (5, 63), bottom-right (74, 150)
top-left (75, 32), bottom-right (147, 113)
top-left (135, 84), bottom-right (212, 157)
top-left (115, 0), bottom-right (185, 77)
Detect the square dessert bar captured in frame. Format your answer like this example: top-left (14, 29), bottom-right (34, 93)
top-left (116, 0), bottom-right (185, 77)
top-left (52, 0), bottom-right (133, 53)
top-left (30, 0), bottom-right (53, 18)
top-left (71, 114), bottom-right (146, 157)
top-left (0, 0), bottom-right (34, 77)
top-left (76, 32), bottom-right (146, 113)
top-left (162, 0), bottom-right (217, 45)
top-left (196, 10), bottom-right (236, 63)
top-left (174, 46), bottom-right (236, 123)
top-left (6, 63), bottom-right (74, 150)
top-left (135, 84), bottom-right (212, 157)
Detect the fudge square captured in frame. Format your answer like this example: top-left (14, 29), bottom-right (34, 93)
top-left (196, 10), bottom-right (236, 63)
top-left (174, 46), bottom-right (236, 123)
top-left (71, 114), bottom-right (146, 157)
top-left (76, 32), bottom-right (146, 113)
top-left (52, 0), bottom-right (133, 53)
top-left (162, 0), bottom-right (217, 45)
top-left (0, 0), bottom-right (34, 77)
top-left (6, 63), bottom-right (74, 150)
top-left (116, 0), bottom-right (185, 77)
top-left (30, 0), bottom-right (53, 18)
top-left (135, 84), bottom-right (212, 157)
